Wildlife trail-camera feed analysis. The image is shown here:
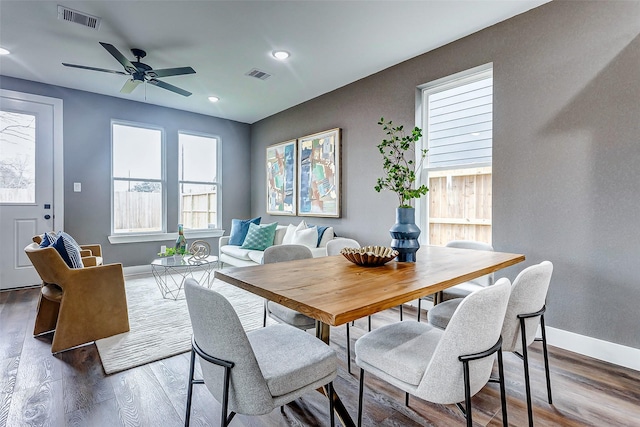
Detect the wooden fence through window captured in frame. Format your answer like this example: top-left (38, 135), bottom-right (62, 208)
top-left (428, 166), bottom-right (492, 246)
top-left (113, 190), bottom-right (217, 232)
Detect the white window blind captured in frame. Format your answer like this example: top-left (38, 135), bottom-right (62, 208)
top-left (425, 71), bottom-right (493, 169)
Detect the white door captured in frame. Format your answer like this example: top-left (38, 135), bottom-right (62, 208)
top-left (0, 90), bottom-right (63, 290)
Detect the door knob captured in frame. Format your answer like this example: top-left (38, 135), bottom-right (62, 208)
top-left (44, 214), bottom-right (51, 220)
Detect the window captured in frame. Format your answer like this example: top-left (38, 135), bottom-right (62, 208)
top-left (0, 111), bottom-right (36, 203)
top-left (178, 132), bottom-right (220, 230)
top-left (418, 64), bottom-right (493, 246)
top-left (112, 122), bottom-right (164, 234)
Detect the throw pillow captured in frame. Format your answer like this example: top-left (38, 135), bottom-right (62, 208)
top-left (291, 226), bottom-right (318, 249)
top-left (282, 220), bottom-right (307, 244)
top-left (52, 232), bottom-right (84, 268)
top-left (241, 222), bottom-right (278, 251)
top-left (318, 227), bottom-right (335, 247)
top-left (39, 232), bottom-right (57, 248)
top-left (228, 217), bottom-right (261, 246)
top-left (282, 224), bottom-right (297, 245)
top-left (308, 224), bottom-right (332, 247)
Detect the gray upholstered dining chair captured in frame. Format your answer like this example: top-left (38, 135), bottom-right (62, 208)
top-left (262, 244), bottom-right (316, 330)
top-left (427, 261), bottom-right (553, 427)
top-left (417, 240), bottom-right (494, 321)
top-left (356, 278), bottom-right (511, 427)
top-left (184, 278), bottom-right (337, 427)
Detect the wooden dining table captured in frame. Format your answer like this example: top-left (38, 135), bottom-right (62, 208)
top-left (215, 244), bottom-right (525, 426)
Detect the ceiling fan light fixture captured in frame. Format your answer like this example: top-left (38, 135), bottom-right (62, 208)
top-left (208, 96), bottom-right (220, 103)
top-left (0, 47), bottom-right (10, 55)
top-left (272, 50), bottom-right (290, 60)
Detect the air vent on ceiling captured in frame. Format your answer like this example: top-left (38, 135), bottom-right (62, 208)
top-left (57, 5), bottom-right (101, 30)
top-left (245, 68), bottom-right (271, 80)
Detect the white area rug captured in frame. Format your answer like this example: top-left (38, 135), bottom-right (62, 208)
top-left (96, 275), bottom-right (265, 375)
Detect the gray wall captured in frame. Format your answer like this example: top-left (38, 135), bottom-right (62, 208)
top-left (251, 1), bottom-right (640, 349)
top-left (0, 76), bottom-right (252, 266)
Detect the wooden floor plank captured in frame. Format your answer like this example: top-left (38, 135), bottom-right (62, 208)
top-left (0, 356), bottom-right (20, 427)
top-left (109, 363), bottom-right (184, 426)
top-left (4, 379), bottom-right (65, 427)
top-left (60, 346), bottom-right (116, 414)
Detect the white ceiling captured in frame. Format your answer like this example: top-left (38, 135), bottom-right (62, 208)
top-left (0, 1), bottom-right (549, 124)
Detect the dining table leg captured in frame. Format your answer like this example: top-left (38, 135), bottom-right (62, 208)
top-left (316, 321), bottom-right (356, 427)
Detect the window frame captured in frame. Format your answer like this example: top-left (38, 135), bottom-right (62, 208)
top-left (415, 63), bottom-right (493, 245)
top-left (110, 119), bottom-right (167, 237)
top-left (177, 130), bottom-right (222, 231)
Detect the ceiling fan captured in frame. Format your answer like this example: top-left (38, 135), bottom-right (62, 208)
top-left (62, 42), bottom-right (196, 97)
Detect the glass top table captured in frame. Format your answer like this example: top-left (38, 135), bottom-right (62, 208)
top-left (151, 255), bottom-right (218, 300)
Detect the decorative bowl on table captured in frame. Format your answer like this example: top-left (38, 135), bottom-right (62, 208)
top-left (340, 246), bottom-right (399, 267)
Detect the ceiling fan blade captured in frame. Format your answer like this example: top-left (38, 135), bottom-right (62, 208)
top-left (146, 67), bottom-right (196, 78)
top-left (147, 79), bottom-right (192, 97)
top-left (62, 63), bottom-right (128, 75)
top-left (99, 42), bottom-right (137, 74)
top-left (120, 79), bottom-right (142, 94)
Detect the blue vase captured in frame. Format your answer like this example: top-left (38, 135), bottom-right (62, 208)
top-left (390, 207), bottom-right (421, 262)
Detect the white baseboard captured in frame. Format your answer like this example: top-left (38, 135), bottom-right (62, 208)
top-left (545, 326), bottom-right (640, 372)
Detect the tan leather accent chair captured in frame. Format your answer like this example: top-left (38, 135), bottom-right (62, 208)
top-left (32, 235), bottom-right (103, 266)
top-left (24, 241), bottom-right (130, 353)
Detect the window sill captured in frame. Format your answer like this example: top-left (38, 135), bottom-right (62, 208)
top-left (108, 229), bottom-right (225, 244)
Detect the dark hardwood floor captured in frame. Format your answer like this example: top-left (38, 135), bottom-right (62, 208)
top-left (2, 286), bottom-right (640, 426)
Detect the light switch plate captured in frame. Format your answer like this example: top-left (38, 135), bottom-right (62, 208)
top-left (73, 182), bottom-right (81, 192)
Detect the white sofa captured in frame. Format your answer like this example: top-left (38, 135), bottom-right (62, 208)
top-left (218, 225), bottom-right (335, 267)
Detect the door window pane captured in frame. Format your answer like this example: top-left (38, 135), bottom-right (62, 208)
top-left (0, 111), bottom-right (35, 203)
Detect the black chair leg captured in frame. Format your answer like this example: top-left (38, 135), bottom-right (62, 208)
top-left (497, 349), bottom-right (508, 427)
top-left (357, 369), bottom-right (365, 427)
top-left (221, 365), bottom-right (232, 427)
top-left (405, 392), bottom-right (409, 407)
top-left (368, 316), bottom-right (371, 332)
top-left (462, 360), bottom-right (473, 427)
top-left (263, 306), bottom-right (267, 327)
top-left (540, 314), bottom-right (553, 404)
top-left (329, 382), bottom-right (335, 427)
top-left (399, 304), bottom-right (403, 321)
top-left (417, 298), bottom-right (422, 322)
top-left (185, 348), bottom-right (197, 427)
top-left (346, 323), bottom-right (351, 374)
top-left (520, 319), bottom-right (534, 427)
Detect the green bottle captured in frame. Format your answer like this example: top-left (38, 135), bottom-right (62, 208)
top-left (175, 224), bottom-right (187, 254)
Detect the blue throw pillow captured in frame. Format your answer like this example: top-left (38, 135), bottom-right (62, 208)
top-left (229, 217), bottom-right (261, 246)
top-left (308, 224), bottom-right (329, 247)
top-left (39, 232), bottom-right (57, 248)
top-left (240, 222), bottom-right (278, 251)
top-left (52, 232), bottom-right (84, 269)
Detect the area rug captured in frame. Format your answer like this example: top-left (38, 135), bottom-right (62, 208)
top-left (95, 274), bottom-right (265, 375)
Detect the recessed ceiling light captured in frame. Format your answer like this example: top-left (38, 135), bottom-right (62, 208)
top-left (0, 48), bottom-right (10, 55)
top-left (208, 96), bottom-right (220, 103)
top-left (272, 50), bottom-right (290, 60)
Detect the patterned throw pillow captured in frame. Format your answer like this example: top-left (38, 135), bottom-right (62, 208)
top-left (39, 232), bottom-right (57, 248)
top-left (240, 222), bottom-right (278, 251)
top-left (52, 232), bottom-right (84, 268)
top-left (229, 217), bottom-right (261, 246)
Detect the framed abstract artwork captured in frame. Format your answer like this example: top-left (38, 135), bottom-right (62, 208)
top-left (297, 128), bottom-right (341, 217)
top-left (266, 139), bottom-right (297, 215)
